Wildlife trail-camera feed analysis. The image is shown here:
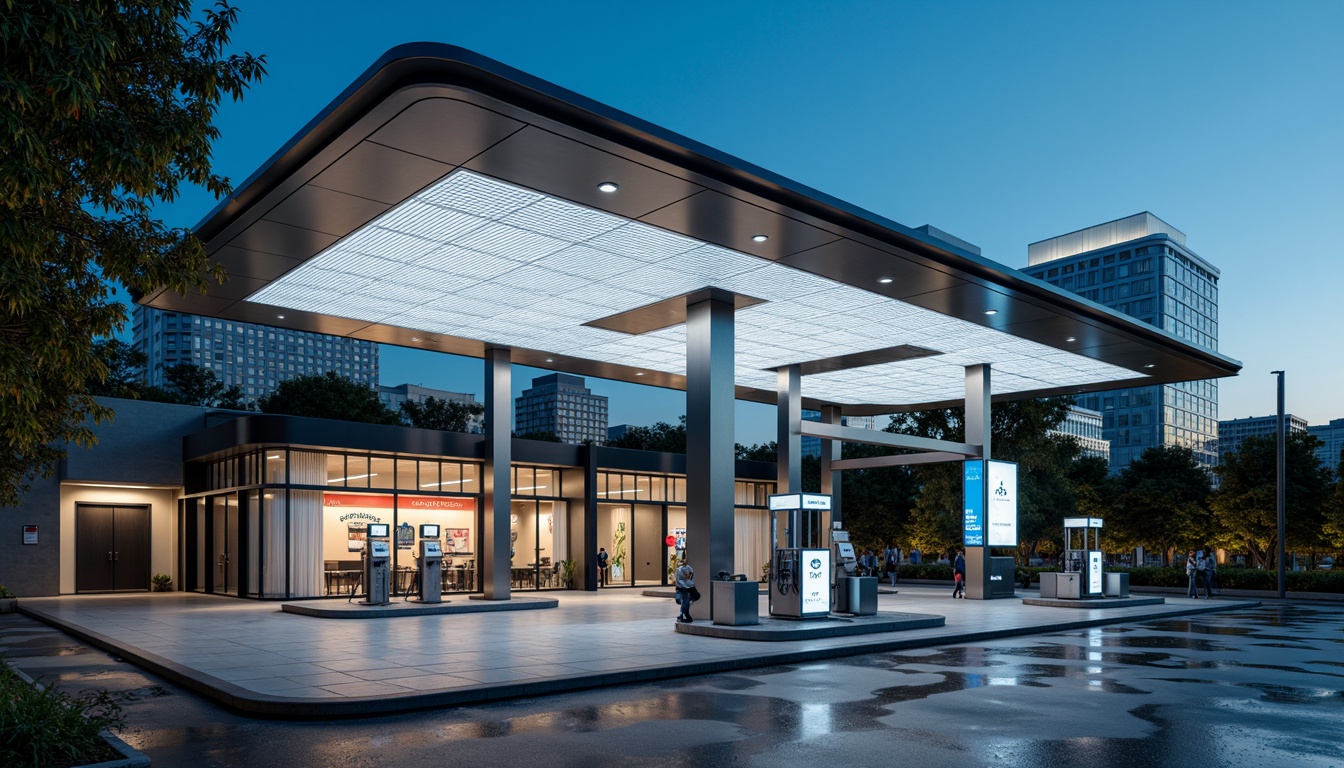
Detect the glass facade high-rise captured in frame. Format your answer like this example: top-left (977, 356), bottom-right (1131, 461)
top-left (514, 373), bottom-right (609, 445)
top-left (131, 306), bottom-right (379, 402)
top-left (1050, 405), bottom-right (1110, 462)
top-left (1218, 414), bottom-right (1308, 461)
top-left (1023, 213), bottom-right (1219, 472)
top-left (1307, 418), bottom-right (1344, 478)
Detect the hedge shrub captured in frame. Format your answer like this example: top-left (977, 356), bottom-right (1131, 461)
top-left (897, 564), bottom-right (1344, 593)
top-left (0, 656), bottom-right (123, 767)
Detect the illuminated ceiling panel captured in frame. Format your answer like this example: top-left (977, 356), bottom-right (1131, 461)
top-left (249, 170), bottom-right (1147, 405)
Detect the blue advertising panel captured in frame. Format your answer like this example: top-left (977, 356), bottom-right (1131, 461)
top-left (963, 460), bottom-right (984, 546)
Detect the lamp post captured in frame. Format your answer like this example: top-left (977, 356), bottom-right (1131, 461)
top-left (1272, 370), bottom-right (1285, 599)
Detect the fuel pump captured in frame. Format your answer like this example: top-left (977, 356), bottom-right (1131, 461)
top-left (415, 524), bottom-right (443, 604)
top-left (362, 523), bottom-right (392, 606)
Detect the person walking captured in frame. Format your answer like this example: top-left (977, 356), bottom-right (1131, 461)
top-left (952, 550), bottom-right (966, 598)
top-left (910, 547), bottom-right (922, 566)
top-left (883, 544), bottom-right (901, 587)
top-left (674, 556), bottom-right (697, 623)
top-left (1185, 549), bottom-right (1199, 598)
top-left (1197, 549), bottom-right (1213, 599)
top-left (1205, 547), bottom-right (1220, 595)
top-left (596, 547), bottom-right (609, 588)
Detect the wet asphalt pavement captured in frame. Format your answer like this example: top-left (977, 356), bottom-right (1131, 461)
top-left (2, 602), bottom-right (1341, 767)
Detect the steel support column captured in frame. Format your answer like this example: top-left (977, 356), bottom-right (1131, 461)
top-left (481, 346), bottom-right (512, 600)
top-left (819, 404), bottom-right (843, 545)
top-left (964, 364), bottom-right (993, 600)
top-left (686, 294), bottom-right (735, 619)
top-left (777, 364), bottom-right (801, 546)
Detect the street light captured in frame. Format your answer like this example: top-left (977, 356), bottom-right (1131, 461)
top-left (1271, 370), bottom-right (1285, 599)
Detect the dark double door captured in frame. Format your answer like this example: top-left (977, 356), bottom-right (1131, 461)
top-left (76, 505), bottom-right (151, 592)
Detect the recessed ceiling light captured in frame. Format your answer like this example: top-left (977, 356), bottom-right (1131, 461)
top-left (1065, 336), bottom-right (1076, 342)
top-left (878, 277), bottom-right (893, 284)
top-left (545, 358), bottom-right (554, 363)
top-left (597, 182), bottom-right (619, 193)
top-left (984, 310), bottom-right (998, 316)
top-left (635, 372), bottom-right (644, 376)
top-left (276, 314), bottom-right (285, 319)
top-left (752, 234), bottom-right (769, 243)
top-left (1144, 364), bottom-right (1156, 369)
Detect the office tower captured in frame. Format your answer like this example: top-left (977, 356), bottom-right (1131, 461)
top-left (1051, 405), bottom-right (1110, 462)
top-left (379, 384), bottom-right (482, 432)
top-left (514, 373), bottom-right (609, 445)
top-left (1308, 418), bottom-right (1344, 477)
top-left (131, 306), bottom-right (379, 402)
top-left (1218, 414), bottom-right (1308, 460)
top-left (1023, 213), bottom-right (1219, 472)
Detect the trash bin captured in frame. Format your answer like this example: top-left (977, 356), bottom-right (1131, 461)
top-left (835, 576), bottom-right (877, 615)
top-left (1104, 571), bottom-right (1129, 597)
top-left (712, 580), bottom-right (759, 626)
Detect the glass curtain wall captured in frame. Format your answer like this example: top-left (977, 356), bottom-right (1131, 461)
top-left (511, 467), bottom-right (568, 590)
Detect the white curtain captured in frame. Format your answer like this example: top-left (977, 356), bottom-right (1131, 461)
top-left (286, 452), bottom-right (326, 598)
top-left (735, 508), bottom-right (770, 580)
top-left (262, 493), bottom-right (286, 598)
top-left (552, 501), bottom-right (568, 563)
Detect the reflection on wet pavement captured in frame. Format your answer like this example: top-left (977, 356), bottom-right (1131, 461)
top-left (3, 603), bottom-right (1342, 767)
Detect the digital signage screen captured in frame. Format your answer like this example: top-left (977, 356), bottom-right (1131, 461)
top-left (963, 460), bottom-right (985, 547)
top-left (986, 460), bottom-right (1018, 547)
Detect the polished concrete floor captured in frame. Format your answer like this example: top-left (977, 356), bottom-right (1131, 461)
top-left (13, 585), bottom-right (1247, 713)
top-left (2, 600), bottom-right (1339, 767)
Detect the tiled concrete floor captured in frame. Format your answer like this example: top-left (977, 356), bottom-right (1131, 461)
top-left (18, 584), bottom-right (1253, 714)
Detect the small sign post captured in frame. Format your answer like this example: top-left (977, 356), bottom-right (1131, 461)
top-left (22, 525), bottom-right (37, 545)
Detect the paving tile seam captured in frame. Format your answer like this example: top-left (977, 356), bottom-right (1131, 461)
top-left (19, 600), bottom-right (1259, 718)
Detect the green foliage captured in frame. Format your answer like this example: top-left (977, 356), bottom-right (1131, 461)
top-left (84, 339), bottom-right (147, 399)
top-left (156, 363), bottom-right (247, 408)
top-left (1211, 433), bottom-right (1332, 568)
top-left (0, 1), bottom-right (266, 507)
top-left (735, 440), bottom-right (776, 461)
top-left (0, 585), bottom-right (14, 599)
top-left (0, 657), bottom-right (125, 767)
top-left (516, 430), bottom-right (563, 442)
top-left (560, 559), bottom-right (576, 588)
top-left (1111, 446), bottom-right (1212, 563)
top-left (611, 523), bottom-right (627, 570)
top-left (151, 573), bottom-right (173, 592)
top-left (256, 372), bottom-right (400, 425)
top-left (400, 397), bottom-right (483, 433)
top-left (609, 417), bottom-right (687, 453)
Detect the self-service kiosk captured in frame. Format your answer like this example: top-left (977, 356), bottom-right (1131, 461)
top-left (362, 523), bottom-right (392, 606)
top-left (831, 528), bottom-right (877, 615)
top-left (769, 547), bottom-right (832, 619)
top-left (415, 524), bottom-right (444, 604)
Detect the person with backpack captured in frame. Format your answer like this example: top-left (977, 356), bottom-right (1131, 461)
top-left (674, 556), bottom-right (697, 623)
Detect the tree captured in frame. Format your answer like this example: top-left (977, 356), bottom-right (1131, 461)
top-left (1211, 433), bottom-right (1332, 568)
top-left (607, 417), bottom-right (687, 453)
top-left (85, 339), bottom-right (148, 399)
top-left (1112, 446), bottom-right (1211, 565)
top-left (256, 372), bottom-right (400, 425)
top-left (160, 363), bottom-right (246, 408)
top-left (0, 1), bottom-right (265, 506)
top-left (399, 397), bottom-right (483, 433)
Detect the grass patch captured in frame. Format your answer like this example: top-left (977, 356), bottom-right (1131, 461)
top-left (0, 655), bottom-right (124, 768)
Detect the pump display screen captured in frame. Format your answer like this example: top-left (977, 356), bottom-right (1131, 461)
top-left (367, 523), bottom-right (390, 538)
top-left (420, 524), bottom-right (440, 538)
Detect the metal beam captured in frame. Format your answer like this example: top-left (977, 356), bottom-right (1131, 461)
top-left (686, 295), bottom-right (735, 619)
top-left (481, 346), bottom-right (512, 600)
top-left (965, 364), bottom-right (991, 460)
top-left (819, 404), bottom-right (842, 537)
top-left (799, 421), bottom-right (980, 457)
top-left (777, 364), bottom-right (801, 546)
top-left (831, 451), bottom-right (969, 471)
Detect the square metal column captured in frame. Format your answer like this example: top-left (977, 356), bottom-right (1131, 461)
top-left (686, 293), bottom-right (735, 620)
top-left (777, 364), bottom-right (801, 546)
top-left (819, 404), bottom-right (843, 544)
top-left (964, 363), bottom-right (992, 600)
top-left (481, 346), bottom-right (512, 600)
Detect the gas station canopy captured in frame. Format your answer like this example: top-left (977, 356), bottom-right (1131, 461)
top-left (145, 44), bottom-right (1241, 413)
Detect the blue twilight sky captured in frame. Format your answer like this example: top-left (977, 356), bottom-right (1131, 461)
top-left (140, 1), bottom-right (1342, 445)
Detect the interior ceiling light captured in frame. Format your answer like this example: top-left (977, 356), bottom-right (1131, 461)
top-left (984, 310), bottom-right (998, 316)
top-left (597, 182), bottom-right (619, 193)
top-left (1065, 336), bottom-right (1076, 342)
top-left (752, 234), bottom-right (769, 242)
top-left (545, 357), bottom-right (554, 363)
top-left (1144, 363), bottom-right (1156, 369)
top-left (878, 277), bottom-right (893, 284)
top-left (248, 169), bottom-right (1145, 406)
top-left (276, 314), bottom-right (285, 319)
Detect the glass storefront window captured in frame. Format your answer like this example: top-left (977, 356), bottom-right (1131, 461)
top-left (513, 466), bottom-right (534, 494)
top-left (621, 473), bottom-right (636, 499)
top-left (534, 468), bottom-right (554, 495)
top-left (346, 455), bottom-right (370, 489)
top-left (396, 494), bottom-right (478, 593)
top-left (369, 457), bottom-right (395, 489)
top-left (648, 475), bottom-right (666, 501)
top-left (460, 463), bottom-right (479, 491)
top-left (264, 450), bottom-right (286, 484)
top-left (395, 459), bottom-right (417, 490)
top-left (440, 462), bottom-right (463, 491)
top-left (325, 454), bottom-right (345, 486)
top-left (671, 477), bottom-right (687, 503)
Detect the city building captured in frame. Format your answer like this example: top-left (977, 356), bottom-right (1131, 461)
top-left (514, 374), bottom-right (609, 445)
top-left (131, 306), bottom-right (379, 402)
top-left (1051, 405), bottom-right (1110, 462)
top-left (379, 383), bottom-right (481, 431)
top-left (1217, 414), bottom-right (1308, 460)
top-left (801, 411), bottom-right (879, 458)
top-left (1024, 213), bottom-right (1220, 472)
top-left (1308, 418), bottom-right (1344, 477)
top-left (607, 424), bottom-right (635, 443)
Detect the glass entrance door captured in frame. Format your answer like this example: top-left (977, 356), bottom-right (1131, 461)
top-left (211, 494), bottom-right (238, 595)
